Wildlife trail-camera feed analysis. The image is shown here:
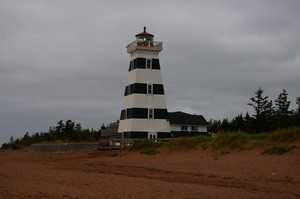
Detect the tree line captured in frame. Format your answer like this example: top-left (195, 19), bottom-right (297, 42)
top-left (1, 87), bottom-right (299, 150)
top-left (209, 88), bottom-right (300, 133)
top-left (1, 120), bottom-right (106, 150)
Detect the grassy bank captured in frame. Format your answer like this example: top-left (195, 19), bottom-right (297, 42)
top-left (130, 127), bottom-right (299, 155)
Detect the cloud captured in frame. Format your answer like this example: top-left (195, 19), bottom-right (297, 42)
top-left (1, 0), bottom-right (300, 144)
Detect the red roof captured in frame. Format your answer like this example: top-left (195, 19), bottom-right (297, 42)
top-left (135, 27), bottom-right (154, 37)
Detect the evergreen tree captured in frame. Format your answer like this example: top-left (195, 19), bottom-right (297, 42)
top-left (296, 96), bottom-right (300, 114)
top-left (293, 96), bottom-right (300, 125)
top-left (247, 87), bottom-right (273, 132)
top-left (274, 89), bottom-right (291, 128)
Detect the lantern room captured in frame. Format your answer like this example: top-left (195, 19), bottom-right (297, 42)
top-left (135, 27), bottom-right (154, 42)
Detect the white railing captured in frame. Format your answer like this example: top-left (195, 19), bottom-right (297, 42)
top-left (127, 40), bottom-right (163, 53)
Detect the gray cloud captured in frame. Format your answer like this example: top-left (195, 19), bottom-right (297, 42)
top-left (1, 0), bottom-right (300, 144)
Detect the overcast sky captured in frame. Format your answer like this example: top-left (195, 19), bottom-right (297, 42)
top-left (1, 0), bottom-right (299, 144)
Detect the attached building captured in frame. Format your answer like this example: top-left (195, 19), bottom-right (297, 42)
top-left (168, 111), bottom-right (209, 137)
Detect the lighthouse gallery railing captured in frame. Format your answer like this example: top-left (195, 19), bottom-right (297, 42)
top-left (127, 40), bottom-right (162, 53)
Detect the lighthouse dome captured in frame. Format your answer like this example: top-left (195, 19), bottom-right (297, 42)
top-left (135, 27), bottom-right (154, 42)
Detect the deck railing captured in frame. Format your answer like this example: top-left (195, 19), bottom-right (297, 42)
top-left (127, 40), bottom-right (162, 53)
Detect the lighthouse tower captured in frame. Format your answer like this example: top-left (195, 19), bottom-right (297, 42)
top-left (118, 27), bottom-right (171, 139)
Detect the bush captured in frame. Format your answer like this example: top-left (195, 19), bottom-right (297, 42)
top-left (130, 139), bottom-right (163, 150)
top-left (140, 148), bottom-right (158, 155)
top-left (263, 145), bottom-right (296, 155)
top-left (1, 143), bottom-right (9, 150)
top-left (110, 151), bottom-right (119, 157)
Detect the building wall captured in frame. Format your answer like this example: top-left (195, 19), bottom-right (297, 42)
top-left (122, 94), bottom-right (167, 109)
top-left (118, 119), bottom-right (170, 133)
top-left (170, 125), bottom-right (208, 133)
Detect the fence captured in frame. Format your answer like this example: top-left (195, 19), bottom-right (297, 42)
top-left (31, 143), bottom-right (98, 153)
top-left (98, 138), bottom-right (173, 150)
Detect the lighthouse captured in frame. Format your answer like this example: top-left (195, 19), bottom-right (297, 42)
top-left (118, 27), bottom-right (171, 139)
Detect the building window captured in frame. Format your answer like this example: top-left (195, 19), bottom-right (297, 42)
top-left (181, 126), bottom-right (187, 131)
top-left (146, 59), bottom-right (152, 69)
top-left (148, 108), bottom-right (154, 119)
top-left (191, 126), bottom-right (198, 131)
top-left (147, 84), bottom-right (153, 95)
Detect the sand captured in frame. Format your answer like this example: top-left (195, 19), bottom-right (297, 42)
top-left (0, 142), bottom-right (299, 199)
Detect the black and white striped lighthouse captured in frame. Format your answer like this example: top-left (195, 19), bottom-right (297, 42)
top-left (118, 27), bottom-right (171, 139)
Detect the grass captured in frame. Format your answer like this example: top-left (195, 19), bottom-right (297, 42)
top-left (110, 151), bottom-right (119, 157)
top-left (140, 148), bottom-right (159, 155)
top-left (262, 145), bottom-right (297, 155)
top-left (212, 132), bottom-right (248, 150)
top-left (130, 139), bottom-right (163, 155)
top-left (168, 136), bottom-right (210, 150)
top-left (127, 127), bottom-right (299, 156)
top-left (130, 139), bottom-right (164, 150)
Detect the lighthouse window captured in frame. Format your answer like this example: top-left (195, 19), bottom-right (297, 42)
top-left (146, 59), bottom-right (152, 69)
top-left (148, 108), bottom-right (154, 119)
top-left (147, 84), bottom-right (153, 95)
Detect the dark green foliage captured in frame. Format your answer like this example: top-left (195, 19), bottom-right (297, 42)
top-left (263, 145), bottom-right (296, 155)
top-left (131, 139), bottom-right (163, 155)
top-left (140, 148), bottom-right (158, 155)
top-left (130, 139), bottom-right (163, 150)
top-left (1, 120), bottom-right (102, 150)
top-left (208, 88), bottom-right (298, 134)
top-left (208, 120), bottom-right (221, 133)
top-left (110, 151), bottom-right (119, 157)
top-left (274, 89), bottom-right (291, 128)
top-left (247, 87), bottom-right (274, 132)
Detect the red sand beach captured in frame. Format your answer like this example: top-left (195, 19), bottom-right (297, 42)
top-left (0, 142), bottom-right (299, 199)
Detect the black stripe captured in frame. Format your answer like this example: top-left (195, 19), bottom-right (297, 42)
top-left (122, 132), bottom-right (171, 139)
top-left (136, 58), bottom-right (146, 69)
top-left (120, 108), bottom-right (169, 120)
top-left (152, 59), bottom-right (160, 69)
top-left (124, 132), bottom-right (148, 139)
top-left (153, 84), bottom-right (164, 94)
top-left (154, 109), bottom-right (169, 119)
top-left (157, 132), bottom-right (172, 138)
top-left (128, 58), bottom-right (161, 71)
top-left (124, 83), bottom-right (165, 96)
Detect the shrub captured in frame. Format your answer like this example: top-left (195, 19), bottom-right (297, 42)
top-left (140, 148), bottom-right (158, 155)
top-left (130, 139), bottom-right (163, 150)
top-left (263, 145), bottom-right (296, 155)
top-left (110, 151), bottom-right (118, 157)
